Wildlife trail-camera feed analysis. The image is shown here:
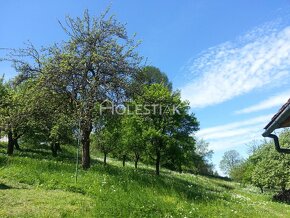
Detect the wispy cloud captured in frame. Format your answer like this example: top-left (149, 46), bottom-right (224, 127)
top-left (197, 114), bottom-right (272, 151)
top-left (235, 90), bottom-right (290, 114)
top-left (208, 133), bottom-right (262, 151)
top-left (197, 114), bottom-right (272, 139)
top-left (181, 22), bottom-right (290, 108)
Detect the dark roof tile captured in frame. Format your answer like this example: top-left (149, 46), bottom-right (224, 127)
top-left (264, 98), bottom-right (290, 129)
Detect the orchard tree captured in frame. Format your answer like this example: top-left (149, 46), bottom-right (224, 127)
top-left (164, 107), bottom-right (200, 173)
top-left (230, 161), bottom-right (253, 185)
top-left (0, 80), bottom-right (30, 154)
top-left (135, 84), bottom-right (199, 175)
top-left (49, 114), bottom-right (75, 156)
top-left (94, 114), bottom-right (122, 165)
top-left (251, 130), bottom-right (290, 193)
top-left (4, 9), bottom-right (141, 169)
top-left (14, 78), bottom-right (75, 156)
top-left (0, 77), bottom-right (5, 139)
top-left (121, 114), bottom-right (145, 168)
top-left (164, 136), bottom-right (197, 173)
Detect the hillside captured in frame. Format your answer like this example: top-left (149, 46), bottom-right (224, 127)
top-left (0, 144), bottom-right (290, 218)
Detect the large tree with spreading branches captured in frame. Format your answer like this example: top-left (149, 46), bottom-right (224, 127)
top-left (3, 9), bottom-right (141, 169)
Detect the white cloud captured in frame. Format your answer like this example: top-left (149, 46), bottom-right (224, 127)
top-left (208, 133), bottom-right (261, 151)
top-left (235, 90), bottom-right (290, 114)
top-left (197, 114), bottom-right (273, 151)
top-left (181, 22), bottom-right (290, 108)
top-left (197, 114), bottom-right (272, 139)
top-left (202, 125), bottom-right (263, 141)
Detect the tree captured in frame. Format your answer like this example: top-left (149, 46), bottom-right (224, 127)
top-left (129, 66), bottom-right (172, 97)
top-left (230, 161), bottom-right (253, 185)
top-left (228, 129), bottom-right (290, 194)
top-left (219, 150), bottom-right (243, 175)
top-left (120, 114), bottom-right (145, 168)
top-left (164, 136), bottom-right (198, 173)
top-left (134, 84), bottom-right (199, 175)
top-left (5, 10), bottom-right (141, 169)
top-left (0, 78), bottom-right (10, 149)
top-left (191, 138), bottom-right (214, 175)
top-left (13, 79), bottom-right (75, 156)
top-left (0, 79), bottom-right (30, 154)
top-left (246, 139), bottom-right (263, 155)
top-left (49, 114), bottom-right (75, 156)
top-left (94, 114), bottom-right (122, 165)
top-left (251, 130), bottom-right (290, 193)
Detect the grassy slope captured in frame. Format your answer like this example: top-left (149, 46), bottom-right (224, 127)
top-left (0, 144), bottom-right (290, 217)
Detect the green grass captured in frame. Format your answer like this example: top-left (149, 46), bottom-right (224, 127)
top-left (0, 143), bottom-right (290, 217)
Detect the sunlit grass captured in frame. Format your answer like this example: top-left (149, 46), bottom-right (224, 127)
top-left (0, 143), bottom-right (290, 217)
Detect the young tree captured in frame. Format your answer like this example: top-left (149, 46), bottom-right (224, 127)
top-left (121, 114), bottom-right (145, 168)
top-left (94, 114), bottom-right (122, 165)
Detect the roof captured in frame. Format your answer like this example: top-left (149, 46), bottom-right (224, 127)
top-left (264, 98), bottom-right (290, 129)
top-left (263, 98), bottom-right (290, 136)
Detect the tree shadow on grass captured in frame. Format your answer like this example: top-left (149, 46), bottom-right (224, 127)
top-left (0, 183), bottom-right (12, 190)
top-left (0, 142), bottom-right (78, 164)
top-left (22, 148), bottom-right (76, 162)
top-left (2, 146), bottom-right (78, 165)
top-left (272, 190), bottom-right (290, 205)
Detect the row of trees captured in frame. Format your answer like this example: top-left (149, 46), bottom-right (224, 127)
top-left (222, 129), bottom-right (290, 194)
top-left (93, 82), bottom-right (202, 175)
top-left (0, 10), bottom-right (213, 175)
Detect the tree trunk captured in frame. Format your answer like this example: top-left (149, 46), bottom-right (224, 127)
top-left (122, 155), bottom-right (126, 167)
top-left (81, 128), bottom-right (91, 169)
top-left (155, 150), bottom-right (161, 176)
top-left (259, 186), bottom-right (264, 193)
top-left (134, 154), bottom-right (139, 169)
top-left (178, 163), bottom-right (182, 173)
top-left (55, 142), bottom-right (61, 152)
top-left (81, 122), bottom-right (92, 170)
top-left (7, 130), bottom-right (14, 155)
top-left (14, 138), bottom-right (20, 150)
top-left (51, 143), bottom-right (57, 157)
top-left (13, 132), bottom-right (21, 151)
top-left (104, 153), bottom-right (107, 165)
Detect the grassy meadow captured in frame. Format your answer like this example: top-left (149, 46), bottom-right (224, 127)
top-left (0, 143), bottom-right (290, 217)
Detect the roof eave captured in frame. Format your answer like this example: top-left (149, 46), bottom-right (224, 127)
top-left (262, 104), bottom-right (290, 137)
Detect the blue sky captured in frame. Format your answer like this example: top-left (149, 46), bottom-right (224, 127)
top-left (1, 0), bottom-right (290, 174)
